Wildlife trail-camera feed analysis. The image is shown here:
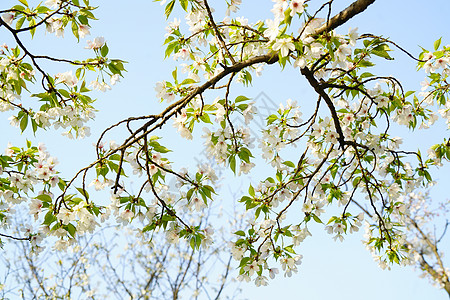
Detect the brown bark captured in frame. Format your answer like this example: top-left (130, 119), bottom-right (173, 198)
top-left (313, 0), bottom-right (376, 35)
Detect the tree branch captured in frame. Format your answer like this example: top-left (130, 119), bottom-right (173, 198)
top-left (313, 0), bottom-right (376, 35)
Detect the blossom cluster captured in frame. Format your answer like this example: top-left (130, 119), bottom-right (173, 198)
top-left (0, 0), bottom-right (449, 293)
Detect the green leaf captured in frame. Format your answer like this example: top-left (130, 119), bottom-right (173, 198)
top-left (29, 18), bottom-right (36, 37)
top-left (276, 171), bottom-right (282, 182)
top-left (352, 176), bottom-right (361, 187)
top-left (79, 8), bottom-right (97, 20)
top-left (71, 20), bottom-right (79, 40)
top-left (282, 161), bottom-right (295, 168)
top-left (434, 37), bottom-right (442, 51)
top-left (204, 185), bottom-right (215, 195)
top-left (238, 148), bottom-right (251, 163)
top-left (237, 104), bottom-right (248, 111)
top-left (371, 44), bottom-right (393, 60)
top-left (171, 67), bottom-right (177, 83)
top-left (80, 81), bottom-right (90, 93)
top-left (13, 47), bottom-right (20, 58)
top-left (164, 0), bottom-right (175, 19)
top-left (100, 44), bottom-right (109, 57)
top-left (200, 186), bottom-right (212, 200)
top-left (58, 89), bottom-right (70, 98)
top-left (278, 53), bottom-right (288, 69)
top-left (330, 165), bottom-right (338, 179)
top-left (18, 0), bottom-right (28, 7)
top-left (186, 188), bottom-right (194, 201)
top-left (359, 60), bottom-right (375, 67)
top-left (107, 161), bottom-right (121, 173)
top-left (284, 245), bottom-right (296, 254)
top-left (234, 230), bottom-right (246, 236)
top-left (404, 91), bottom-right (415, 98)
top-left (78, 15), bottom-right (88, 25)
top-left (180, 0), bottom-right (188, 11)
top-left (423, 170), bottom-right (432, 182)
top-left (20, 114), bottom-right (28, 132)
top-left (235, 95), bottom-right (250, 103)
top-left (359, 72), bottom-right (373, 78)
top-left (108, 62), bottom-right (121, 75)
top-left (36, 194), bottom-right (53, 203)
top-left (150, 142), bottom-right (171, 153)
top-left (239, 195), bottom-right (252, 203)
top-left (255, 207), bottom-right (262, 219)
top-left (16, 16), bottom-right (26, 30)
top-left (43, 210), bottom-right (57, 226)
top-left (36, 6), bottom-right (50, 13)
top-left (199, 113), bottom-right (212, 124)
top-left (239, 257), bottom-right (251, 267)
top-left (248, 184), bottom-right (255, 197)
top-left (66, 223), bottom-right (76, 238)
top-left (190, 236), bottom-right (196, 250)
top-left (75, 67), bottom-right (84, 79)
top-left (11, 5), bottom-right (25, 11)
top-left (76, 187), bottom-right (89, 200)
top-left (267, 114), bottom-right (278, 125)
top-left (181, 78), bottom-right (197, 85)
top-left (109, 154), bottom-right (122, 161)
top-left (165, 41), bottom-right (178, 58)
top-left (229, 155), bottom-right (236, 174)
top-left (312, 214), bottom-right (323, 224)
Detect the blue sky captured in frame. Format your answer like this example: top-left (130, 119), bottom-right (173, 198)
top-left (1, 0), bottom-right (450, 299)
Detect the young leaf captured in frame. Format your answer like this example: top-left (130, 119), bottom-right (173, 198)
top-left (18, 0), bottom-right (28, 7)
top-left (164, 0), bottom-right (176, 19)
top-left (20, 114), bottom-right (28, 132)
top-left (71, 20), bottom-right (79, 40)
top-left (180, 0), bottom-right (188, 11)
top-left (101, 44), bottom-right (109, 57)
top-left (434, 37), bottom-right (442, 51)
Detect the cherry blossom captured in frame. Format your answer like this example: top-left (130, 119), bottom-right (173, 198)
top-left (0, 0), bottom-right (449, 297)
top-left (272, 37), bottom-right (295, 57)
top-left (85, 37), bottom-right (106, 50)
top-left (1, 13), bottom-right (14, 26)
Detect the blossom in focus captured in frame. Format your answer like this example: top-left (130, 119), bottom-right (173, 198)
top-left (165, 18), bottom-right (180, 36)
top-left (290, 0), bottom-right (304, 16)
top-left (110, 74), bottom-right (120, 85)
top-left (55, 71), bottom-right (78, 88)
top-left (348, 27), bottom-right (359, 46)
top-left (78, 25), bottom-right (91, 38)
top-left (45, 18), bottom-right (64, 37)
top-left (272, 38), bottom-right (295, 57)
top-left (90, 80), bottom-right (111, 92)
top-left (85, 37), bottom-right (106, 50)
top-left (29, 200), bottom-right (43, 220)
top-left (155, 81), bottom-right (175, 102)
top-left (264, 19), bottom-right (280, 41)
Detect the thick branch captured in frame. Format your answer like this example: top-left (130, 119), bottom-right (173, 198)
top-left (313, 0), bottom-right (376, 35)
top-left (57, 0), bottom-right (381, 204)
